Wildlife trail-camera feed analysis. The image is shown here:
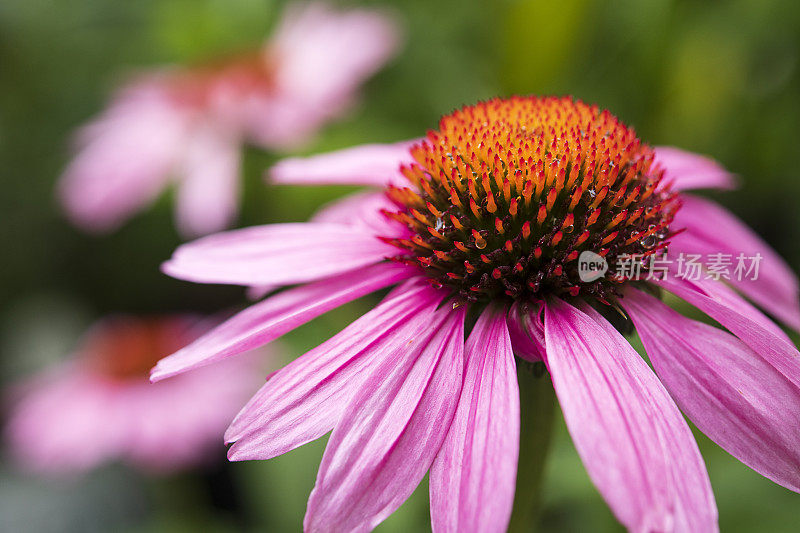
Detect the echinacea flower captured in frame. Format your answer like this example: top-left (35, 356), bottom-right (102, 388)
top-left (4, 315), bottom-right (262, 475)
top-left (153, 96), bottom-right (800, 532)
top-left (58, 2), bottom-right (400, 237)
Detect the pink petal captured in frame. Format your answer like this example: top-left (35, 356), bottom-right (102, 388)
top-left (680, 276), bottom-right (792, 344)
top-left (543, 299), bottom-right (717, 532)
top-left (671, 194), bottom-right (800, 331)
top-left (245, 284), bottom-right (277, 301)
top-left (174, 125), bottom-right (241, 238)
top-left (623, 288), bottom-right (800, 492)
top-left (161, 222), bottom-right (397, 286)
top-left (304, 305), bottom-right (466, 532)
top-left (270, 3), bottom-right (401, 117)
top-left (506, 301), bottom-right (546, 362)
top-left (118, 350), bottom-right (261, 472)
top-left (151, 262), bottom-right (413, 381)
top-left (225, 282), bottom-right (444, 460)
top-left (311, 190), bottom-right (406, 237)
top-left (4, 369), bottom-right (122, 474)
top-left (57, 79), bottom-right (190, 232)
top-left (429, 305), bottom-right (519, 533)
top-left (268, 140), bottom-right (418, 187)
top-left (654, 146), bottom-right (736, 191)
top-left (656, 276), bottom-right (800, 390)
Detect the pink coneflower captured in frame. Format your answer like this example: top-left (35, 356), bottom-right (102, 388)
top-left (153, 96), bottom-right (800, 531)
top-left (5, 315), bottom-right (262, 475)
top-left (58, 2), bottom-right (400, 237)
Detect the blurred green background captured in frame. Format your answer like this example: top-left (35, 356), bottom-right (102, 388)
top-left (1, 0), bottom-right (799, 531)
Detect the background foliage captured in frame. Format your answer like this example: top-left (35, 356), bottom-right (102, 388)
top-left (1, 0), bottom-right (799, 531)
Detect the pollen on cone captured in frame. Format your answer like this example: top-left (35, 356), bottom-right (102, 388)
top-left (381, 95), bottom-right (678, 302)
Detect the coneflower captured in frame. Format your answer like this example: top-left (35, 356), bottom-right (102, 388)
top-left (155, 96), bottom-right (800, 532)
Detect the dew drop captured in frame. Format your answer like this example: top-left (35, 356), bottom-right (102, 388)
top-left (563, 224), bottom-right (575, 234)
top-left (475, 239), bottom-right (487, 250)
top-left (640, 235), bottom-right (657, 248)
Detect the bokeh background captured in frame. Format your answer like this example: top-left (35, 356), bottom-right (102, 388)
top-left (2, 0), bottom-right (799, 531)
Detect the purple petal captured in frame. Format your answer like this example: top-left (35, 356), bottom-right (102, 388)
top-left (174, 126), bottom-right (240, 238)
top-left (623, 288), bottom-right (800, 492)
top-left (226, 281), bottom-right (443, 461)
top-left (654, 146), bottom-right (736, 191)
top-left (506, 301), bottom-right (546, 362)
top-left (671, 194), bottom-right (800, 331)
top-left (268, 140), bottom-right (418, 187)
top-left (656, 276), bottom-right (800, 390)
top-left (304, 306), bottom-right (466, 532)
top-left (151, 262), bottom-right (413, 381)
top-left (161, 222), bottom-right (396, 286)
top-left (543, 299), bottom-right (717, 532)
top-left (430, 305), bottom-right (519, 533)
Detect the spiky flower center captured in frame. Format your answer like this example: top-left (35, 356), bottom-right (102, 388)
top-left (382, 96), bottom-right (680, 304)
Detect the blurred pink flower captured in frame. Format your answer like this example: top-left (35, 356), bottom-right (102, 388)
top-left (153, 97), bottom-right (800, 531)
top-left (4, 315), bottom-right (263, 475)
top-left (58, 2), bottom-right (401, 237)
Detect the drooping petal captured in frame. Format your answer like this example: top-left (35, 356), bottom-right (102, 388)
top-left (506, 301), bottom-right (546, 362)
top-left (174, 125), bottom-right (241, 238)
top-left (654, 146), bottom-right (736, 191)
top-left (623, 288), bottom-right (800, 492)
top-left (226, 282), bottom-right (443, 461)
top-left (671, 194), bottom-right (800, 331)
top-left (304, 305), bottom-right (466, 532)
top-left (656, 276), bottom-right (800, 390)
top-left (543, 299), bottom-right (717, 532)
top-left (161, 222), bottom-right (397, 286)
top-left (269, 141), bottom-right (417, 187)
top-left (430, 305), bottom-right (519, 533)
top-left (57, 79), bottom-right (190, 232)
top-left (151, 262), bottom-right (413, 381)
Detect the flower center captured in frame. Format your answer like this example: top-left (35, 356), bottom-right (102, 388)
top-left (84, 317), bottom-right (192, 380)
top-left (169, 51), bottom-right (278, 108)
top-left (382, 96), bottom-right (680, 304)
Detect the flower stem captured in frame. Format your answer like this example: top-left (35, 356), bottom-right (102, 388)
top-left (508, 361), bottom-right (556, 533)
